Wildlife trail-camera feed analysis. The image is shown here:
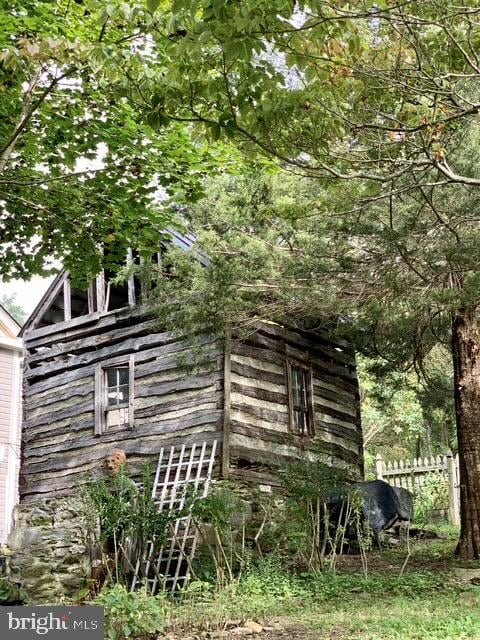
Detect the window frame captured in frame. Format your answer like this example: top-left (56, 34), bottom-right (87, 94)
top-left (95, 354), bottom-right (135, 435)
top-left (285, 358), bottom-right (315, 437)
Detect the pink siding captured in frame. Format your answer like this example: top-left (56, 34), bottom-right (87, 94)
top-left (0, 347), bottom-right (21, 543)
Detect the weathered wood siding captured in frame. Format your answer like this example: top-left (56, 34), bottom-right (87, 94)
top-left (21, 310), bottom-right (224, 503)
top-left (228, 322), bottom-right (362, 485)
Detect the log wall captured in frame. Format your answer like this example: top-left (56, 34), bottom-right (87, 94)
top-left (21, 306), bottom-right (362, 501)
top-left (20, 309), bottom-right (224, 502)
top-left (228, 322), bottom-right (363, 485)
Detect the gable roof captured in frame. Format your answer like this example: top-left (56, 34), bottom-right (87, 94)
top-left (0, 303), bottom-right (22, 351)
top-left (0, 303), bottom-right (21, 339)
top-left (20, 271), bottom-right (67, 337)
top-left (21, 228), bottom-right (206, 336)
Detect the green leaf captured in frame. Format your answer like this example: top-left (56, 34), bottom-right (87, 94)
top-left (146, 0), bottom-right (160, 12)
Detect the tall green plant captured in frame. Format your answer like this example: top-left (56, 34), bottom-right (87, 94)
top-left (95, 584), bottom-right (169, 640)
top-left (188, 484), bottom-right (253, 587)
top-left (277, 457), bottom-right (368, 575)
top-left (80, 465), bottom-right (173, 587)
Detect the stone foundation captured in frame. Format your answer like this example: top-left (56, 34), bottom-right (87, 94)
top-left (7, 497), bottom-right (91, 604)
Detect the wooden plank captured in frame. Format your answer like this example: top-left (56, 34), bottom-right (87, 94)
top-left (25, 332), bottom-right (181, 380)
top-left (230, 360), bottom-right (285, 386)
top-left (21, 270), bottom-right (67, 334)
top-left (313, 380), bottom-right (358, 407)
top-left (314, 420), bottom-right (362, 443)
top-left (233, 342), bottom-right (359, 389)
top-left (87, 281), bottom-right (96, 314)
top-left (222, 327), bottom-right (231, 479)
top-left (240, 319), bottom-right (353, 352)
top-left (231, 381), bottom-right (287, 405)
top-left (21, 433), bottom-right (221, 498)
top-left (25, 383), bottom-right (221, 440)
top-left (135, 346), bottom-right (220, 380)
top-left (156, 443), bottom-right (186, 592)
top-left (230, 440), bottom-right (357, 469)
top-left (229, 466), bottom-right (283, 489)
top-left (230, 352), bottom-right (284, 375)
top-left (27, 380), bottom-right (94, 410)
top-left (23, 415), bottom-right (223, 463)
top-left (238, 331), bottom-right (355, 373)
top-left (21, 463), bottom-right (224, 501)
top-left (315, 412), bottom-right (361, 432)
top-left (96, 271), bottom-right (106, 313)
top-left (253, 322), bottom-right (355, 361)
top-left (25, 340), bottom-right (220, 396)
top-left (313, 395), bottom-right (359, 421)
top-left (229, 421), bottom-right (315, 449)
top-left (230, 407), bottom-right (288, 434)
top-left (94, 363), bottom-right (103, 435)
top-left (230, 370), bottom-right (284, 395)
top-left (24, 307), bottom-right (141, 348)
top-left (25, 310), bottom-right (100, 341)
top-left (230, 425), bottom-right (360, 463)
top-left (135, 372), bottom-right (222, 398)
top-left (63, 279), bottom-right (71, 322)
top-left (26, 318), bottom-right (168, 365)
top-left (135, 399), bottom-right (217, 422)
top-left (129, 353), bottom-right (135, 428)
top-left (127, 248), bottom-right (136, 307)
top-left (285, 357), bottom-right (294, 434)
top-left (230, 401), bottom-right (288, 426)
top-left (24, 416), bottom-right (95, 442)
top-left (25, 399), bottom-right (93, 428)
top-left (26, 365), bottom-right (96, 395)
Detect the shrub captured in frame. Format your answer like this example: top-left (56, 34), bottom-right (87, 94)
top-left (0, 577), bottom-right (23, 603)
top-left (95, 584), bottom-right (169, 640)
top-left (79, 465), bottom-right (175, 586)
top-left (414, 474), bottom-right (449, 526)
top-left (275, 456), bottom-right (368, 574)
top-left (188, 483), bottom-right (255, 586)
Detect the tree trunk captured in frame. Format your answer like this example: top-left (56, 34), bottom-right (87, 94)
top-left (451, 306), bottom-right (480, 558)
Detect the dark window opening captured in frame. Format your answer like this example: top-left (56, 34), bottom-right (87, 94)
top-left (70, 287), bottom-right (89, 318)
top-left (287, 361), bottom-right (314, 436)
top-left (291, 366), bottom-right (308, 434)
top-left (37, 289), bottom-right (65, 327)
top-left (105, 268), bottom-right (129, 311)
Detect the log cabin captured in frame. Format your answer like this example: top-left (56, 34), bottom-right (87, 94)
top-left (8, 231), bottom-right (363, 602)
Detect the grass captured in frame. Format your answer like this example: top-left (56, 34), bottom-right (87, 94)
top-left (166, 527), bottom-right (480, 639)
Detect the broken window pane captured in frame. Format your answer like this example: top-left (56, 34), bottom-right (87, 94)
top-left (105, 367), bottom-right (129, 407)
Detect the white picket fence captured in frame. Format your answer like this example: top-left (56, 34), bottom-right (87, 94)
top-left (375, 451), bottom-right (460, 525)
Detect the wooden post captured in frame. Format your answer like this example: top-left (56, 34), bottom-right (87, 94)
top-left (126, 248), bottom-right (136, 307)
top-left (447, 449), bottom-right (460, 526)
top-left (96, 272), bottom-right (105, 313)
top-left (375, 453), bottom-right (383, 480)
top-left (221, 326), bottom-right (232, 479)
top-left (63, 278), bottom-right (71, 322)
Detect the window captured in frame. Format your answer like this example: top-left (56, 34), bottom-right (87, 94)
top-left (95, 355), bottom-right (134, 434)
top-left (286, 360), bottom-right (314, 436)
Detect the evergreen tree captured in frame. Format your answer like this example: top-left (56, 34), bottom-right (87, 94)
top-left (153, 152), bottom-right (480, 557)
